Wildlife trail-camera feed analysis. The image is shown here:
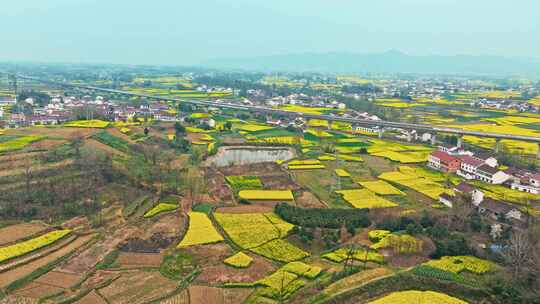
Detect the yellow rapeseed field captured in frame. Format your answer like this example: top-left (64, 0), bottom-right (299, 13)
top-left (369, 290), bottom-right (467, 304)
top-left (238, 190), bottom-right (294, 201)
top-left (0, 229), bottom-right (72, 263)
top-left (178, 212), bottom-right (223, 247)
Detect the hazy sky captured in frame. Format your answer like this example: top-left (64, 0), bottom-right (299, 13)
top-left (1, 0), bottom-right (539, 65)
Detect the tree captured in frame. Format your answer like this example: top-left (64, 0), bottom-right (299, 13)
top-left (224, 121), bottom-right (232, 131)
top-left (502, 231), bottom-right (534, 281)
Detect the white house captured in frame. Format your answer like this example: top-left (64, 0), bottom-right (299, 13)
top-left (476, 164), bottom-right (509, 184)
top-left (474, 154), bottom-right (498, 168)
top-left (453, 182), bottom-right (484, 206)
top-left (457, 155), bottom-right (485, 180)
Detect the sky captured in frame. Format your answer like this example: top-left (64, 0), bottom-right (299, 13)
top-left (1, 0), bottom-right (539, 65)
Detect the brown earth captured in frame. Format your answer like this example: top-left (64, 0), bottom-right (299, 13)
top-left (295, 191), bottom-right (327, 208)
top-left (12, 282), bottom-right (64, 299)
top-left (74, 290), bottom-right (108, 304)
top-left (9, 127), bottom-right (97, 140)
top-left (160, 289), bottom-right (189, 304)
top-left (29, 139), bottom-right (67, 150)
top-left (0, 222), bottom-right (50, 246)
top-left (59, 227), bottom-right (136, 274)
top-left (0, 234), bottom-right (94, 288)
top-left (215, 205), bottom-right (273, 214)
top-left (196, 254), bottom-right (275, 284)
top-left (144, 213), bottom-right (183, 239)
top-left (99, 270), bottom-right (177, 304)
top-left (34, 270), bottom-right (81, 289)
top-left (188, 285), bottom-right (252, 304)
top-left (116, 252), bottom-right (163, 268)
top-left (79, 270), bottom-right (120, 290)
top-left (0, 295), bottom-right (38, 304)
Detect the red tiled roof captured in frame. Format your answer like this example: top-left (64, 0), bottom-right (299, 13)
top-left (430, 151), bottom-right (459, 163)
top-left (459, 155), bottom-right (484, 167)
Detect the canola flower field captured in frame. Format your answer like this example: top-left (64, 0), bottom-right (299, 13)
top-left (178, 211), bottom-right (224, 247)
top-left (0, 229), bottom-right (72, 263)
top-left (224, 252), bottom-right (253, 268)
top-left (238, 190), bottom-right (294, 201)
top-left (336, 189), bottom-right (398, 209)
top-left (143, 203), bottom-right (178, 218)
top-left (0, 135), bottom-right (44, 153)
top-left (369, 290), bottom-right (468, 304)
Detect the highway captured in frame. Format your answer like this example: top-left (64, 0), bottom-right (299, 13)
top-left (11, 74), bottom-right (540, 145)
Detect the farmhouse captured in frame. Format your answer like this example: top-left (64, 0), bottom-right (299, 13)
top-left (453, 182), bottom-right (484, 206)
top-left (428, 151), bottom-right (461, 173)
top-left (457, 155), bottom-right (485, 180)
top-left (478, 198), bottom-right (523, 222)
top-left (475, 164), bottom-right (509, 184)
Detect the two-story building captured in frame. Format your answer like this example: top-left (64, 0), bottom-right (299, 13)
top-left (457, 155), bottom-right (485, 180)
top-left (428, 151), bottom-right (461, 173)
top-left (476, 164), bottom-right (509, 184)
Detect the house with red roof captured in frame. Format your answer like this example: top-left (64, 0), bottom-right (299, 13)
top-left (428, 151), bottom-right (461, 173)
top-left (457, 155), bottom-right (485, 180)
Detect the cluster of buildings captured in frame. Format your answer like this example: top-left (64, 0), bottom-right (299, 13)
top-left (429, 145), bottom-right (539, 229)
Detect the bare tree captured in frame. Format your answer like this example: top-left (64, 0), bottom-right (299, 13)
top-left (502, 230), bottom-right (534, 281)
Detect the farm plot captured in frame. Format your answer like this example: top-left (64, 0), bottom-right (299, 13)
top-left (143, 203), bottom-right (178, 218)
top-left (214, 212), bottom-right (308, 262)
top-left (378, 166), bottom-right (453, 200)
top-left (0, 222), bottom-right (50, 246)
top-left (367, 139), bottom-right (432, 163)
top-left (178, 212), bottom-right (223, 248)
top-left (64, 120), bottom-right (110, 128)
top-left (368, 290), bottom-right (467, 304)
top-left (187, 285), bottom-right (252, 304)
top-left (238, 190), bottom-right (294, 201)
top-left (116, 252), bottom-right (163, 269)
top-left (249, 262), bottom-right (321, 301)
top-left (336, 189), bottom-right (398, 209)
top-left (322, 248), bottom-right (384, 264)
top-left (0, 229), bottom-right (72, 263)
top-left (358, 180), bottom-right (405, 196)
top-left (99, 270), bottom-right (177, 304)
top-left (0, 234), bottom-right (94, 288)
top-left (0, 135), bottom-right (44, 153)
top-left (423, 256), bottom-right (493, 274)
top-left (225, 175), bottom-right (263, 191)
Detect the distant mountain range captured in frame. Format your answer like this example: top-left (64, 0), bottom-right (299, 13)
top-left (201, 50), bottom-right (540, 76)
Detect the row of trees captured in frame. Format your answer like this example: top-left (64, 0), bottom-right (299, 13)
top-left (274, 203), bottom-right (370, 229)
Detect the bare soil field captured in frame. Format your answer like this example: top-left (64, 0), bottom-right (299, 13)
top-left (0, 234), bottom-right (94, 288)
top-left (12, 281), bottom-right (64, 299)
top-left (99, 270), bottom-right (177, 304)
top-left (83, 138), bottom-right (127, 157)
top-left (144, 213), bottom-right (183, 239)
top-left (34, 270), bottom-right (81, 289)
top-left (116, 252), bottom-right (162, 268)
top-left (59, 227), bottom-right (136, 274)
top-left (74, 290), bottom-right (108, 304)
top-left (196, 254), bottom-right (275, 284)
top-left (185, 243), bottom-right (275, 284)
top-left (79, 270), bottom-right (120, 290)
top-left (0, 295), bottom-right (38, 304)
top-left (29, 138), bottom-right (67, 150)
top-left (0, 222), bottom-right (50, 246)
top-left (9, 127), bottom-right (97, 140)
top-left (215, 205), bottom-right (273, 214)
top-left (188, 285), bottom-right (252, 304)
top-left (160, 289), bottom-right (189, 304)
top-left (295, 191), bottom-right (327, 208)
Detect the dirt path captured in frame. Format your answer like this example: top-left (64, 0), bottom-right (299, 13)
top-left (0, 234), bottom-right (94, 288)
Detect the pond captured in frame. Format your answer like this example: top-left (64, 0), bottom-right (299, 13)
top-left (206, 146), bottom-right (296, 167)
